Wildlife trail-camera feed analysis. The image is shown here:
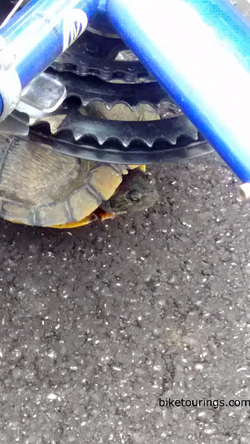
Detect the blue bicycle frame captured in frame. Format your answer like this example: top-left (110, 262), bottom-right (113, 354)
top-left (0, 0), bottom-right (250, 189)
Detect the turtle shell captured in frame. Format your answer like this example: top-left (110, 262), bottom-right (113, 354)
top-left (0, 135), bottom-right (135, 227)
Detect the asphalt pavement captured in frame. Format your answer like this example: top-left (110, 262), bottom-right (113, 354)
top-left (0, 152), bottom-right (249, 443)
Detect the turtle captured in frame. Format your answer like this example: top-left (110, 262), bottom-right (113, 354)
top-left (0, 135), bottom-right (158, 228)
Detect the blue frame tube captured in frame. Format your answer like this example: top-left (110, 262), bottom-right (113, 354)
top-left (0, 97), bottom-right (3, 116)
top-left (0, 0), bottom-right (100, 89)
top-left (106, 0), bottom-right (250, 183)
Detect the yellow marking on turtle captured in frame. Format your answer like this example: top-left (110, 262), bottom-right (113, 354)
top-left (52, 213), bottom-right (98, 229)
top-left (52, 209), bottom-right (115, 229)
top-left (129, 165), bottom-right (146, 172)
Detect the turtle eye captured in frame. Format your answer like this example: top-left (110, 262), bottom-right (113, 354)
top-left (127, 190), bottom-right (143, 202)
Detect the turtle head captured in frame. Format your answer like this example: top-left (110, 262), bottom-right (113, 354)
top-left (106, 170), bottom-right (158, 215)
